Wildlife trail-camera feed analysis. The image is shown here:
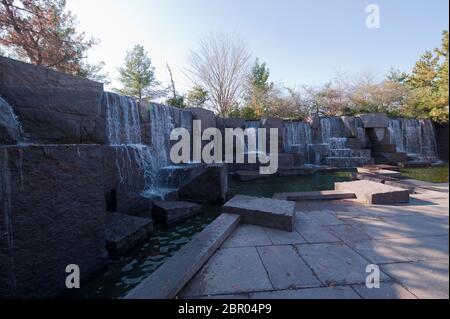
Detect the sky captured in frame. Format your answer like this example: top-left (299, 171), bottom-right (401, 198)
top-left (66, 0), bottom-right (449, 93)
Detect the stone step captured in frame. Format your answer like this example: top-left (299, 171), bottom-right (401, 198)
top-left (273, 190), bottom-right (356, 201)
top-left (222, 195), bottom-right (295, 232)
top-left (105, 212), bottom-right (154, 257)
top-left (335, 180), bottom-right (410, 205)
top-left (152, 201), bottom-right (202, 225)
top-left (325, 156), bottom-right (374, 168)
top-left (329, 149), bottom-right (371, 158)
top-left (357, 168), bottom-right (402, 179)
top-left (399, 161), bottom-right (432, 168)
top-left (124, 213), bottom-right (241, 299)
top-left (361, 164), bottom-right (400, 171)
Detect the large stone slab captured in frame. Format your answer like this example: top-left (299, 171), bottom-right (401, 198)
top-left (249, 286), bottom-right (360, 299)
top-left (274, 190), bottom-right (356, 201)
top-left (179, 247), bottom-right (273, 297)
top-left (0, 145), bottom-right (107, 298)
top-left (359, 113), bottom-right (389, 128)
top-left (296, 242), bottom-right (389, 285)
top-left (223, 195), bottom-right (295, 231)
top-left (179, 164), bottom-right (228, 204)
top-left (125, 213), bottom-right (241, 299)
top-left (335, 180), bottom-right (410, 205)
top-left (105, 212), bottom-right (154, 256)
top-left (357, 168), bottom-right (402, 179)
top-left (381, 259), bottom-right (449, 299)
top-left (152, 201), bottom-right (202, 225)
top-left (352, 235), bottom-right (449, 264)
top-left (222, 224), bottom-right (272, 248)
top-left (0, 57), bottom-right (105, 144)
top-left (257, 245), bottom-right (321, 289)
top-left (352, 282), bottom-right (417, 299)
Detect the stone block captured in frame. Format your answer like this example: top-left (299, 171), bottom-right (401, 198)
top-left (359, 113), bottom-right (389, 128)
top-left (105, 212), bottom-right (154, 256)
top-left (0, 57), bottom-right (105, 144)
top-left (0, 145), bottom-right (107, 298)
top-left (222, 195), bottom-right (295, 232)
top-left (152, 201), bottom-right (202, 225)
top-left (179, 164), bottom-right (228, 204)
top-left (274, 190), bottom-right (356, 201)
top-left (335, 180), bottom-right (410, 205)
top-left (125, 213), bottom-right (241, 299)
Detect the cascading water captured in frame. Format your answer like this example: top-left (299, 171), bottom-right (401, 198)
top-left (104, 92), bottom-right (142, 145)
top-left (245, 120), bottom-right (262, 156)
top-left (320, 117), bottom-right (345, 144)
top-left (103, 92), bottom-right (174, 200)
top-left (283, 121), bottom-right (312, 161)
top-left (388, 118), bottom-right (439, 162)
top-left (0, 97), bottom-right (23, 143)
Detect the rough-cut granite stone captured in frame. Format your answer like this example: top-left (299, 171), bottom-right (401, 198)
top-left (222, 195), bottom-right (295, 232)
top-left (335, 180), bottom-right (410, 205)
top-left (179, 164), bottom-right (228, 204)
top-left (359, 113), bottom-right (389, 128)
top-left (102, 145), bottom-right (151, 215)
top-left (0, 145), bottom-right (107, 299)
top-left (0, 57), bottom-right (105, 144)
top-left (152, 201), bottom-right (202, 225)
top-left (105, 212), bottom-right (154, 256)
top-left (125, 213), bottom-right (241, 299)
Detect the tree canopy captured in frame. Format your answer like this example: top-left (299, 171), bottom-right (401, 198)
top-left (115, 44), bottom-right (161, 101)
top-left (0, 0), bottom-right (108, 82)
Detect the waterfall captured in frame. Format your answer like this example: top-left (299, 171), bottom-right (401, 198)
top-left (0, 97), bottom-right (23, 143)
top-left (104, 92), bottom-right (142, 145)
top-left (245, 121), bottom-right (261, 155)
top-left (388, 118), bottom-right (438, 162)
top-left (320, 117), bottom-right (345, 143)
top-left (103, 93), bottom-right (171, 200)
top-left (283, 121), bottom-right (312, 160)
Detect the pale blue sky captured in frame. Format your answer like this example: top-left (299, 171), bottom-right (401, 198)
top-left (66, 0), bottom-right (449, 92)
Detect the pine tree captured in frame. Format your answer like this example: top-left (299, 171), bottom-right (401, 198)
top-left (115, 45), bottom-right (159, 101)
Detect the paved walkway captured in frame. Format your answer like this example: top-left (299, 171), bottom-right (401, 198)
top-left (178, 186), bottom-right (449, 299)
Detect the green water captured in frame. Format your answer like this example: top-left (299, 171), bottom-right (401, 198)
top-left (400, 164), bottom-right (449, 183)
top-left (228, 170), bottom-right (356, 198)
top-left (68, 171), bottom-right (355, 299)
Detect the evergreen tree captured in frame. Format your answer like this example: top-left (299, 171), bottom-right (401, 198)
top-left (186, 85), bottom-right (208, 107)
top-left (115, 45), bottom-right (160, 100)
top-left (406, 31), bottom-right (449, 123)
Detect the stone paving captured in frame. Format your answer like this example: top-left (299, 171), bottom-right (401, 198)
top-left (178, 186), bottom-right (449, 299)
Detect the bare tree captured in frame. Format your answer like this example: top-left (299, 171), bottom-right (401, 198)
top-left (187, 33), bottom-right (251, 115)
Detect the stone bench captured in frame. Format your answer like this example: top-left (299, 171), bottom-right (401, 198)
top-left (335, 180), bottom-right (410, 205)
top-left (222, 195), bottom-right (295, 232)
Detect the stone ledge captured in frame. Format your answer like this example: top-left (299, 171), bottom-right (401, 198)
top-left (124, 213), bottom-right (241, 299)
top-left (335, 180), bottom-right (410, 205)
top-left (152, 201), bottom-right (202, 225)
top-left (105, 212), bottom-right (154, 257)
top-left (223, 195), bottom-right (295, 232)
top-left (273, 190), bottom-right (356, 201)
